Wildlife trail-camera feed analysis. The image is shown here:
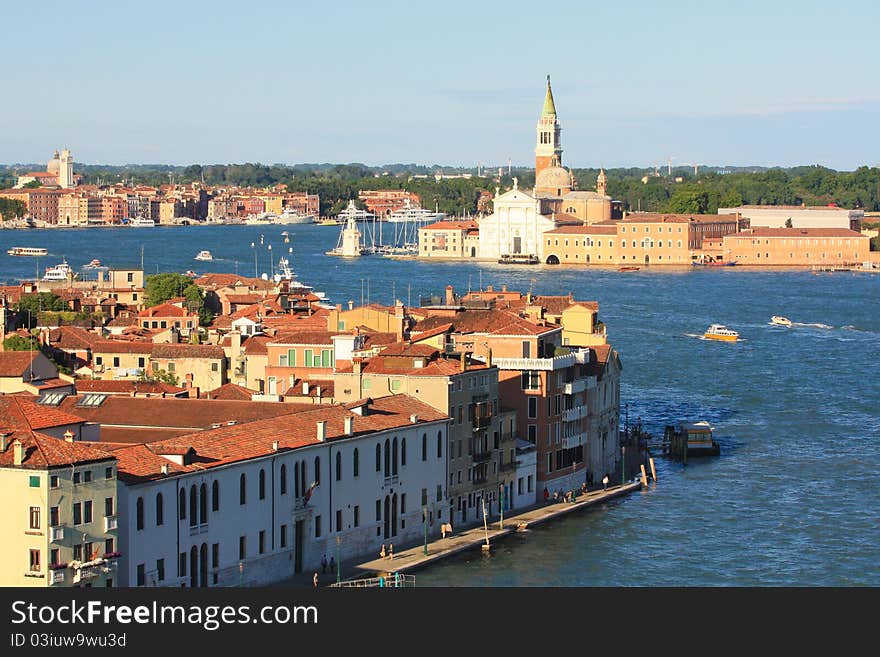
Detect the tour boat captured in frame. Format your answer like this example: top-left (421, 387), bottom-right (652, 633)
top-left (129, 217), bottom-right (156, 227)
top-left (194, 250), bottom-right (213, 261)
top-left (770, 316), bottom-right (792, 327)
top-left (703, 324), bottom-right (739, 342)
top-left (7, 246), bottom-right (48, 257)
top-left (42, 260), bottom-right (75, 281)
top-left (663, 421), bottom-right (720, 459)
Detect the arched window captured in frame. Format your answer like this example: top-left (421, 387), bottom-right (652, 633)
top-left (300, 461), bottom-right (306, 496)
top-left (189, 485), bottom-right (197, 527)
top-left (294, 462), bottom-right (300, 498)
top-left (156, 493), bottom-right (164, 526)
top-left (401, 438), bottom-right (406, 466)
top-left (259, 469), bottom-right (266, 500)
top-left (280, 464), bottom-right (287, 495)
top-left (437, 431), bottom-right (443, 458)
top-left (211, 481), bottom-right (219, 512)
top-left (421, 433), bottom-right (427, 461)
top-left (136, 497), bottom-right (144, 531)
top-left (384, 439), bottom-right (390, 477)
top-left (314, 456), bottom-right (320, 485)
top-left (179, 488), bottom-right (186, 521)
top-left (375, 444), bottom-right (381, 472)
top-left (199, 483), bottom-right (207, 524)
top-left (335, 452), bottom-right (342, 481)
top-left (353, 448), bottom-right (359, 477)
top-left (239, 474), bottom-right (247, 505)
top-left (392, 438), bottom-right (398, 476)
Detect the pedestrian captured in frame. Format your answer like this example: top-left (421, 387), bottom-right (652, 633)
top-left (581, 482), bottom-right (587, 495)
top-left (441, 523), bottom-right (447, 540)
top-left (543, 487), bottom-right (550, 503)
top-left (389, 543), bottom-right (394, 559)
top-left (329, 556), bottom-right (336, 573)
top-left (320, 553), bottom-right (327, 573)
top-left (312, 572), bottom-right (318, 587)
top-left (379, 544), bottom-right (386, 560)
top-left (602, 474), bottom-right (609, 491)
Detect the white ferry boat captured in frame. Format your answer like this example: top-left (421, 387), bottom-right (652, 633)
top-left (194, 250), bottom-right (213, 261)
top-left (129, 217), bottom-right (156, 227)
top-left (7, 246), bottom-right (48, 257)
top-left (43, 260), bottom-right (75, 281)
top-left (275, 208), bottom-right (315, 224)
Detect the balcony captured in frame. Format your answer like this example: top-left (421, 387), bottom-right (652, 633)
top-left (472, 415), bottom-right (492, 430)
top-left (50, 526), bottom-right (64, 542)
top-left (472, 450), bottom-right (493, 463)
top-left (562, 431), bottom-right (587, 449)
top-left (104, 515), bottom-right (118, 532)
top-left (562, 406), bottom-right (588, 422)
top-left (500, 460), bottom-right (520, 472)
top-left (188, 523), bottom-right (209, 537)
top-left (563, 376), bottom-right (595, 395)
top-left (51, 570), bottom-right (65, 585)
top-left (493, 353), bottom-right (575, 371)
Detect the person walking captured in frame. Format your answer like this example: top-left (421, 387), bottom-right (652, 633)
top-left (388, 543), bottom-right (394, 560)
top-left (320, 554), bottom-right (328, 573)
top-left (312, 572), bottom-right (318, 587)
top-left (602, 474), bottom-right (609, 491)
top-left (329, 556), bottom-right (336, 575)
top-left (543, 487), bottom-right (550, 504)
top-left (379, 544), bottom-right (386, 560)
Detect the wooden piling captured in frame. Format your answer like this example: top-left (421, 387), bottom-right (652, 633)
top-left (649, 457), bottom-right (657, 482)
top-left (640, 464), bottom-right (648, 487)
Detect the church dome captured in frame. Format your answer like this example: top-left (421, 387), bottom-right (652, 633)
top-left (535, 165), bottom-right (572, 195)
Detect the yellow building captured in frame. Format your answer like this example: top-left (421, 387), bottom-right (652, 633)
top-left (0, 431), bottom-right (119, 587)
top-left (723, 228), bottom-right (870, 266)
top-left (418, 220), bottom-right (481, 259)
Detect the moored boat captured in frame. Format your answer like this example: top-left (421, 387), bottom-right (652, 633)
top-left (663, 421), bottom-right (720, 459)
top-left (703, 324), bottom-right (738, 341)
top-left (618, 266), bottom-right (639, 272)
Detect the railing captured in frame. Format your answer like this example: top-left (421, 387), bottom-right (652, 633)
top-left (329, 574), bottom-right (416, 588)
top-left (472, 450), bottom-right (492, 463)
top-left (50, 526), bottom-right (64, 542)
top-left (562, 406), bottom-right (588, 422)
top-left (51, 570), bottom-right (65, 584)
top-left (493, 353), bottom-right (576, 371)
top-left (383, 475), bottom-right (399, 487)
top-left (563, 377), bottom-right (595, 395)
top-left (562, 431), bottom-right (587, 449)
top-left (189, 523), bottom-right (209, 536)
top-left (472, 415), bottom-right (492, 429)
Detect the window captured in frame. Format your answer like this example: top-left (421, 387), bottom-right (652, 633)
top-left (437, 431), bottom-right (443, 458)
top-left (199, 483), bottom-right (207, 524)
top-left (422, 433), bottom-right (427, 461)
top-left (315, 515), bottom-right (322, 538)
top-left (105, 467), bottom-right (113, 479)
top-left (528, 397), bottom-right (537, 419)
top-left (50, 506), bottom-right (59, 527)
top-left (400, 494), bottom-right (406, 514)
top-left (528, 425), bottom-right (537, 443)
top-left (375, 444), bottom-right (381, 471)
top-left (521, 371), bottom-right (539, 390)
top-left (304, 349), bottom-right (313, 367)
top-left (50, 475), bottom-right (59, 489)
top-left (113, 357), bottom-right (120, 368)
top-left (287, 349), bottom-right (296, 366)
top-left (335, 509), bottom-right (342, 533)
top-left (84, 470), bottom-right (92, 483)
top-left (259, 469), bottom-right (266, 500)
top-left (314, 456), bottom-right (321, 485)
top-left (336, 452), bottom-right (342, 481)
top-left (179, 489), bottom-right (186, 520)
top-left (73, 502), bottom-right (82, 526)
top-left (50, 548), bottom-right (59, 567)
top-left (156, 493), bottom-right (164, 526)
top-left (240, 474), bottom-right (247, 505)
top-left (104, 496), bottom-right (114, 518)
top-left (105, 537), bottom-right (114, 555)
top-left (136, 563), bottom-right (145, 586)
top-left (212, 481), bottom-right (219, 511)
top-left (138, 357), bottom-right (145, 368)
top-left (239, 536), bottom-right (247, 559)
top-left (391, 379), bottom-right (401, 391)
top-left (375, 500), bottom-right (381, 521)
top-left (73, 472), bottom-right (81, 485)
top-left (280, 524), bottom-right (288, 548)
top-left (211, 362), bottom-right (218, 372)
top-left (401, 439), bottom-right (406, 466)
top-left (437, 485), bottom-right (443, 502)
top-left (189, 485), bottom-right (197, 527)
top-left (259, 530), bottom-right (266, 554)
top-left (29, 506), bottom-right (40, 530)
top-left (352, 449), bottom-right (359, 477)
top-left (84, 501), bottom-right (93, 524)
top-left (421, 488), bottom-right (428, 506)
top-left (179, 553), bottom-right (186, 578)
top-left (136, 497), bottom-right (144, 530)
top-left (157, 558), bottom-right (165, 582)
top-left (74, 545), bottom-right (83, 561)
top-left (280, 464), bottom-right (287, 494)
top-left (212, 544), bottom-right (219, 569)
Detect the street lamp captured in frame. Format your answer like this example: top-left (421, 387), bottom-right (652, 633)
top-left (621, 445), bottom-right (626, 486)
top-left (499, 483), bottom-right (504, 528)
top-left (422, 508), bottom-right (428, 556)
top-left (267, 244), bottom-right (273, 279)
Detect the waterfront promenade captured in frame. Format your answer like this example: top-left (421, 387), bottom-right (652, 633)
top-left (298, 481), bottom-right (643, 588)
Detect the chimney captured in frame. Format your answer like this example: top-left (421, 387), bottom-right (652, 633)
top-left (302, 381), bottom-right (309, 395)
top-left (272, 440), bottom-right (280, 451)
top-left (353, 359), bottom-right (362, 375)
top-left (348, 300), bottom-right (354, 311)
top-left (316, 420), bottom-right (327, 442)
top-left (502, 284), bottom-right (507, 292)
top-left (445, 285), bottom-right (455, 306)
top-left (486, 346), bottom-right (493, 368)
top-left (344, 416), bottom-right (354, 436)
top-left (13, 440), bottom-right (24, 466)
top-left (316, 386), bottom-right (322, 399)
top-left (160, 463), bottom-right (169, 475)
top-left (64, 430), bottom-right (74, 443)
top-left (461, 352), bottom-right (469, 373)
top-left (410, 414), bottom-right (419, 424)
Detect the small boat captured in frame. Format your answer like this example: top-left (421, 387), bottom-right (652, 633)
top-left (194, 250), bottom-right (213, 261)
top-left (183, 270), bottom-right (198, 277)
top-left (693, 258), bottom-right (737, 267)
top-left (703, 324), bottom-right (738, 342)
top-left (317, 218), bottom-right (341, 226)
top-left (7, 246), bottom-right (48, 257)
top-left (497, 254), bottom-right (539, 265)
top-left (663, 421), bottom-right (720, 459)
top-left (83, 258), bottom-right (104, 269)
top-left (618, 266), bottom-right (640, 272)
top-left (42, 260), bottom-right (75, 281)
top-left (770, 316), bottom-right (792, 327)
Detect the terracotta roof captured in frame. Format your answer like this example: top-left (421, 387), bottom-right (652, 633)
top-left (420, 220), bottom-right (480, 231)
top-left (138, 303), bottom-right (196, 318)
top-left (285, 379), bottom-right (334, 398)
top-left (113, 395), bottom-right (448, 483)
top-left (506, 295), bottom-right (599, 316)
top-left (92, 340), bottom-right (154, 354)
top-left (47, 326), bottom-right (102, 350)
top-left (379, 342), bottom-right (439, 358)
top-left (201, 383), bottom-right (257, 401)
top-left (622, 212), bottom-right (738, 224)
top-left (268, 331), bottom-right (337, 346)
top-left (409, 323), bottom-right (453, 341)
top-left (0, 430), bottom-right (114, 469)
top-left (0, 352), bottom-right (40, 377)
top-left (30, 378), bottom-right (72, 390)
top-left (243, 334), bottom-right (271, 355)
top-left (151, 344), bottom-right (225, 360)
top-left (0, 396), bottom-right (86, 432)
top-left (226, 294), bottom-right (262, 304)
top-left (414, 309), bottom-right (557, 337)
top-left (544, 224), bottom-right (616, 235)
top-left (75, 379), bottom-right (186, 396)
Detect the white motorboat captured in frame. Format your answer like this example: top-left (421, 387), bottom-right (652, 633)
top-left (703, 324), bottom-right (739, 342)
top-left (770, 316), bottom-right (792, 327)
top-left (194, 250), bottom-right (213, 261)
top-left (129, 217), bottom-right (156, 227)
top-left (43, 260), bottom-right (75, 281)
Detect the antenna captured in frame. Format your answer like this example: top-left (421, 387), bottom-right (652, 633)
top-left (507, 158), bottom-right (512, 176)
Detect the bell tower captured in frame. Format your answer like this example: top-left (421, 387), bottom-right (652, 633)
top-left (597, 168), bottom-right (607, 197)
top-left (535, 75), bottom-right (563, 180)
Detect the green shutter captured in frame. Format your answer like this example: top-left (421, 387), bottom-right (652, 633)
top-left (337, 321), bottom-right (345, 331)
top-left (288, 349), bottom-right (296, 366)
top-left (304, 350), bottom-right (313, 367)
top-left (29, 476), bottom-right (40, 488)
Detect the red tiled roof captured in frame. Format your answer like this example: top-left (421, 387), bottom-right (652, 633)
top-left (420, 220), bottom-right (480, 231)
top-left (0, 396), bottom-right (86, 432)
top-left (622, 212), bottom-right (738, 224)
top-left (409, 323), bottom-right (453, 341)
top-left (379, 342), bottom-right (439, 358)
top-left (201, 383), bottom-right (257, 401)
top-left (285, 379), bottom-right (334, 398)
top-left (268, 331), bottom-right (337, 346)
top-left (544, 224), bottom-right (616, 235)
top-left (92, 340), bottom-right (154, 354)
top-left (138, 303), bottom-right (196, 318)
top-left (243, 334), bottom-right (271, 355)
top-left (47, 326), bottom-right (102, 350)
top-left (727, 228), bottom-right (865, 238)
top-left (75, 379), bottom-right (186, 396)
top-left (0, 430), bottom-right (114, 469)
top-left (0, 352), bottom-right (40, 377)
top-left (414, 309), bottom-right (557, 337)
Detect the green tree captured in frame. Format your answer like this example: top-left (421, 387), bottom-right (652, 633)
top-left (0, 198), bottom-right (27, 219)
top-left (137, 368), bottom-right (179, 386)
top-left (15, 293), bottom-right (69, 327)
top-left (2, 334), bottom-right (39, 351)
top-left (23, 180), bottom-right (42, 189)
top-left (145, 273), bottom-right (197, 307)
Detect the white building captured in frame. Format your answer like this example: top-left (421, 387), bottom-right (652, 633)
top-left (718, 205), bottom-right (863, 231)
top-left (116, 396), bottom-right (450, 587)
top-left (477, 180), bottom-right (558, 261)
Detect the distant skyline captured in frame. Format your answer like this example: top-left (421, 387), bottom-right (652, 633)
top-left (3, 1), bottom-right (879, 171)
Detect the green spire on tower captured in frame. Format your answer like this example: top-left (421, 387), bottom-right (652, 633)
top-left (542, 75), bottom-right (557, 116)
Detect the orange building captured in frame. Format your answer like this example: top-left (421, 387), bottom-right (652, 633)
top-left (723, 228), bottom-right (870, 266)
top-left (358, 190), bottom-right (420, 219)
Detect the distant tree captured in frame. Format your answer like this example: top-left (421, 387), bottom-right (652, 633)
top-left (145, 273), bottom-right (198, 307)
top-left (2, 335), bottom-right (39, 351)
top-left (0, 198), bottom-right (27, 219)
top-left (137, 368), bottom-right (179, 386)
top-left (785, 217), bottom-right (793, 228)
top-left (15, 293), bottom-right (69, 327)
top-left (23, 180), bottom-right (42, 189)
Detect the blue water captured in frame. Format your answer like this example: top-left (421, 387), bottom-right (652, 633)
top-left (3, 225), bottom-right (878, 586)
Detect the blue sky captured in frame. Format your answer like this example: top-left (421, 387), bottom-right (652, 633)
top-left (3, 0), bottom-right (878, 170)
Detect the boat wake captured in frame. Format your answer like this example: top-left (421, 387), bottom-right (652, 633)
top-left (792, 322), bottom-right (833, 329)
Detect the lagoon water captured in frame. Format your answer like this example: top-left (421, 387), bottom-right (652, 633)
top-left (3, 224), bottom-right (878, 586)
